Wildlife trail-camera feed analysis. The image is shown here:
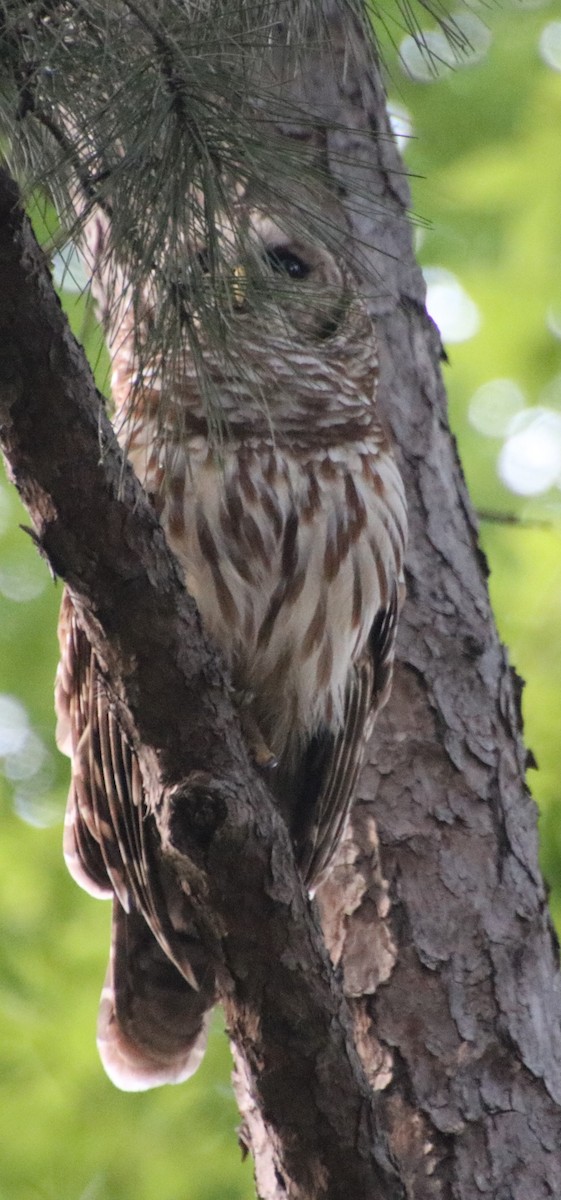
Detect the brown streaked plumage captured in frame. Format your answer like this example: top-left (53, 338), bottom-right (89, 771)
top-left (55, 208), bottom-right (407, 1091)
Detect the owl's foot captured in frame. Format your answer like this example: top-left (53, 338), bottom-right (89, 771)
top-left (242, 712), bottom-right (278, 770)
top-left (233, 689), bottom-right (278, 770)
top-left (250, 738), bottom-right (278, 770)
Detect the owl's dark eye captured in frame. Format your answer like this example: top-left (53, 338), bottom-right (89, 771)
top-left (265, 245), bottom-right (311, 280)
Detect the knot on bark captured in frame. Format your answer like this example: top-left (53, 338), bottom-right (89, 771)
top-left (167, 771), bottom-right (229, 856)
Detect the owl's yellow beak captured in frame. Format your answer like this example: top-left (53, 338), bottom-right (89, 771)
top-left (232, 263), bottom-right (247, 308)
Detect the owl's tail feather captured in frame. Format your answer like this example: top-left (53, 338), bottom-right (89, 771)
top-left (97, 900), bottom-right (216, 1092)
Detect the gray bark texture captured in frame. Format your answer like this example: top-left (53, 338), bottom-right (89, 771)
top-left (300, 10), bottom-right (561, 1200)
top-left (0, 3), bottom-right (560, 1198)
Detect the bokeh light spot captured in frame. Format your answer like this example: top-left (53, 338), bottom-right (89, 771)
top-left (0, 556), bottom-right (48, 602)
top-left (469, 379), bottom-right (526, 437)
top-left (400, 32), bottom-right (455, 82)
top-left (539, 21), bottom-right (561, 71)
top-left (387, 100), bottom-right (414, 151)
top-left (452, 13), bottom-right (492, 64)
top-left (400, 15), bottom-right (491, 82)
top-left (546, 307), bottom-right (561, 340)
top-left (0, 694), bottom-right (29, 756)
top-left (0, 694), bottom-right (57, 826)
top-left (424, 267), bottom-right (481, 343)
top-left (499, 408), bottom-right (561, 495)
top-left (52, 242), bottom-right (90, 294)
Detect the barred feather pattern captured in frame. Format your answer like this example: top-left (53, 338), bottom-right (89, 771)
top-left (56, 216), bottom-right (407, 1089)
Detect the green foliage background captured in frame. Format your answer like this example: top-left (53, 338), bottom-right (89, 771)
top-left (1, 4), bottom-right (561, 1196)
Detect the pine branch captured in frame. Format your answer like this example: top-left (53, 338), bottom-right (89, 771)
top-left (0, 0), bottom-right (472, 439)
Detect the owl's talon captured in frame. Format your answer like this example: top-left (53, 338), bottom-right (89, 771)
top-left (237, 705), bottom-right (277, 770)
top-left (252, 744), bottom-right (278, 771)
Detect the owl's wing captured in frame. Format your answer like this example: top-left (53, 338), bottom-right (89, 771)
top-left (55, 588), bottom-right (216, 1089)
top-left (297, 585), bottom-right (401, 890)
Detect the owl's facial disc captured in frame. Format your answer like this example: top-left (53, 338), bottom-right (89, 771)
top-left (185, 214), bottom-right (349, 342)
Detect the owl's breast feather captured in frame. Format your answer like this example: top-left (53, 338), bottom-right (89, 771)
top-left (134, 435), bottom-right (406, 760)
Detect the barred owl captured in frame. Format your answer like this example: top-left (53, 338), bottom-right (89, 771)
top-left (55, 207), bottom-right (407, 1090)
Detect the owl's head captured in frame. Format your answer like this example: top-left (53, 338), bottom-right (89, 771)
top-left (117, 197), bottom-right (376, 442)
top-left (190, 207), bottom-right (352, 347)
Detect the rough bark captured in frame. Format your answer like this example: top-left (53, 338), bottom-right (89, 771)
top-left (291, 9), bottom-right (561, 1200)
top-left (1, 4), bottom-right (561, 1199)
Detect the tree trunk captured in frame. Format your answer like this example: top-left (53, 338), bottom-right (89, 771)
top-left (282, 8), bottom-right (561, 1199)
top-left (0, 3), bottom-right (560, 1199)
